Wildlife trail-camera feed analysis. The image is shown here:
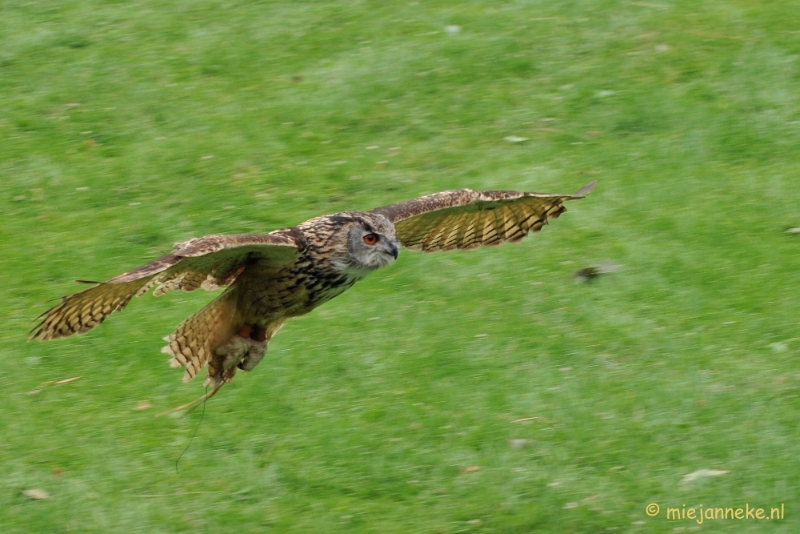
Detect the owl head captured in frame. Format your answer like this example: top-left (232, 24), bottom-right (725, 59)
top-left (298, 212), bottom-right (398, 277)
top-left (344, 213), bottom-right (399, 270)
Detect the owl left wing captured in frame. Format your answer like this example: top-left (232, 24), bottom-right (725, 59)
top-left (31, 232), bottom-right (301, 341)
top-left (370, 181), bottom-right (595, 252)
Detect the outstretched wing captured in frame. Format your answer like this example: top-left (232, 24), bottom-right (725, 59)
top-left (370, 181), bottom-right (596, 252)
top-left (31, 232), bottom-right (301, 341)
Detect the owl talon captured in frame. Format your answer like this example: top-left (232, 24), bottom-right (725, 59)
top-left (215, 334), bottom-right (251, 370)
top-left (238, 340), bottom-right (267, 371)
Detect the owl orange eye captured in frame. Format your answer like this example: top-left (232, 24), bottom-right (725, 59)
top-left (363, 233), bottom-right (378, 245)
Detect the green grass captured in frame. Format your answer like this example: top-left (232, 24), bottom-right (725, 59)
top-left (2, 0), bottom-right (800, 532)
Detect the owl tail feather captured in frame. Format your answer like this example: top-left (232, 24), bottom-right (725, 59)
top-left (161, 286), bottom-right (243, 390)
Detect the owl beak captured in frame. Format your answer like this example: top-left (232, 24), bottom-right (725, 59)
top-left (387, 242), bottom-right (399, 259)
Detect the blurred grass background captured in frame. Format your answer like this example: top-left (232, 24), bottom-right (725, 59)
top-left (2, 0), bottom-right (799, 532)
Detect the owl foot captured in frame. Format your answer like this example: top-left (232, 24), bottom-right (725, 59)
top-left (215, 325), bottom-right (269, 371)
top-left (239, 339), bottom-right (266, 371)
top-left (216, 335), bottom-right (251, 370)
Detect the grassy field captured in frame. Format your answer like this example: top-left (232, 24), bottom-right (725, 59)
top-left (2, 0), bottom-right (799, 532)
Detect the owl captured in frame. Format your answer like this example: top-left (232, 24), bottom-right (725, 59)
top-left (32, 182), bottom-right (596, 413)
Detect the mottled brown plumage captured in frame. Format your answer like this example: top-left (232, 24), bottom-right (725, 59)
top-left (31, 182), bottom-right (595, 411)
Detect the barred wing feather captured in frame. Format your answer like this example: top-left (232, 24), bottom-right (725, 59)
top-left (371, 181), bottom-right (595, 252)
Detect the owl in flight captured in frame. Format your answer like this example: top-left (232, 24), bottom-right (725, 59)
top-left (32, 182), bottom-right (596, 412)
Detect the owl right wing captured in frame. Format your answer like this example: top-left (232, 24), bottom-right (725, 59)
top-left (30, 232), bottom-right (302, 341)
top-left (370, 181), bottom-right (595, 252)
